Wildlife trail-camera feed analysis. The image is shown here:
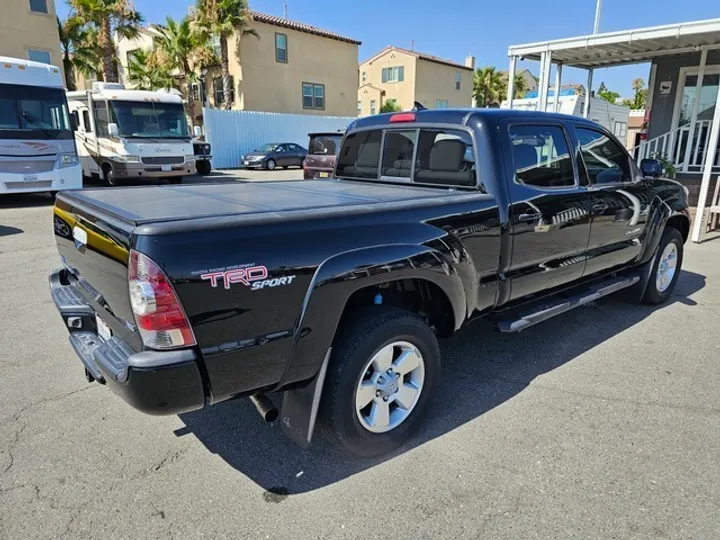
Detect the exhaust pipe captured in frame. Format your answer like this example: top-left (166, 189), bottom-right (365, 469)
top-left (250, 393), bottom-right (279, 422)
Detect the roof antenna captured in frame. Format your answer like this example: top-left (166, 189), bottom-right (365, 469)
top-left (411, 39), bottom-right (414, 51)
top-left (283, 3), bottom-right (288, 18)
top-left (412, 101), bottom-right (427, 112)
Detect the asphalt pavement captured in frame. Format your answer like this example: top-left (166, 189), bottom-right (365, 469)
top-left (1, 175), bottom-right (719, 539)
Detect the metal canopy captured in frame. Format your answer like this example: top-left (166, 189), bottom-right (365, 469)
top-left (508, 18), bottom-right (720, 68)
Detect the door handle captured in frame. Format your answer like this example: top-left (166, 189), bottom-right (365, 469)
top-left (592, 203), bottom-right (609, 212)
top-left (517, 212), bottom-right (542, 222)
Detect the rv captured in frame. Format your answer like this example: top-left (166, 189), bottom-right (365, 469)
top-left (67, 83), bottom-right (195, 186)
top-left (0, 56), bottom-right (81, 196)
top-left (501, 95), bottom-right (631, 141)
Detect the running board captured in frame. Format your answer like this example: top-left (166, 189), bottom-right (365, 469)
top-left (497, 275), bottom-right (640, 333)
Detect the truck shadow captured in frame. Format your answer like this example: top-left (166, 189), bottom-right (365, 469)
top-left (0, 193), bottom-right (54, 208)
top-left (178, 270), bottom-right (705, 496)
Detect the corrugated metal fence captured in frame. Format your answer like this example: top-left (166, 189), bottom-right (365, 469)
top-left (204, 108), bottom-right (355, 169)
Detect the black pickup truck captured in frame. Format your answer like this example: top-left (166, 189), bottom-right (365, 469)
top-left (49, 109), bottom-right (690, 457)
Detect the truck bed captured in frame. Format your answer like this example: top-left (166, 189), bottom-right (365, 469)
top-left (60, 180), bottom-right (459, 226)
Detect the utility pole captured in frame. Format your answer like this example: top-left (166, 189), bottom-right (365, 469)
top-left (584, 0), bottom-right (602, 118)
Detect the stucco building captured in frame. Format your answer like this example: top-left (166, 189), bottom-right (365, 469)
top-left (0, 0), bottom-right (62, 72)
top-left (358, 46), bottom-right (474, 115)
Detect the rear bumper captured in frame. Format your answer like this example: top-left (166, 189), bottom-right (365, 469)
top-left (49, 268), bottom-right (205, 415)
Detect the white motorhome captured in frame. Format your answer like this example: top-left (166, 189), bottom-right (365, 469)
top-left (67, 83), bottom-right (195, 185)
top-left (0, 56), bottom-right (81, 195)
top-left (501, 95), bottom-right (631, 140)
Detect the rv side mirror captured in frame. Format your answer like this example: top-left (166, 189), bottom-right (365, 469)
top-left (640, 158), bottom-right (663, 178)
top-left (70, 111), bottom-right (79, 132)
top-left (108, 122), bottom-right (119, 138)
top-left (193, 125), bottom-right (202, 138)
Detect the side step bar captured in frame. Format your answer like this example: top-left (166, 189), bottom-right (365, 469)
top-left (497, 275), bottom-right (640, 333)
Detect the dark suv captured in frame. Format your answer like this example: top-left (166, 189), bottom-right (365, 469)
top-left (303, 131), bottom-right (343, 179)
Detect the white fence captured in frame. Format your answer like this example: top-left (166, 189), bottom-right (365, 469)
top-left (203, 108), bottom-right (355, 169)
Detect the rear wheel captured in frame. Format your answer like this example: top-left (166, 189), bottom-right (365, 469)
top-left (642, 227), bottom-right (683, 305)
top-left (265, 159), bottom-right (276, 171)
top-left (320, 307), bottom-right (441, 457)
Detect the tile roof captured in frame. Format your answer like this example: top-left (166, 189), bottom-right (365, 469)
top-left (362, 46), bottom-right (473, 71)
top-left (250, 11), bottom-right (361, 45)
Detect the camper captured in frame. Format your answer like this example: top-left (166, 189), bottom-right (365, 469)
top-left (67, 83), bottom-right (195, 186)
top-left (501, 95), bottom-right (630, 141)
top-left (0, 56), bottom-right (81, 196)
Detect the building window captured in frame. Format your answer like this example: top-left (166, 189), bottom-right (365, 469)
top-left (126, 49), bottom-right (141, 67)
top-left (456, 71), bottom-right (462, 91)
top-left (381, 66), bottom-right (404, 83)
top-left (613, 121), bottom-right (628, 139)
top-left (213, 76), bottom-right (234, 105)
top-left (361, 71), bottom-right (367, 83)
top-left (275, 33), bottom-right (288, 63)
top-left (370, 100), bottom-right (376, 115)
top-left (27, 50), bottom-right (51, 64)
top-left (357, 101), bottom-right (362, 115)
top-left (212, 35), bottom-right (222, 59)
top-left (29, 0), bottom-right (48, 13)
top-left (435, 99), bottom-right (449, 108)
top-left (302, 83), bottom-right (325, 110)
top-left (190, 83), bottom-right (201, 102)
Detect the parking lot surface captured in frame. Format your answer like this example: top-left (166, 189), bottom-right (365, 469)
top-left (1, 177), bottom-right (719, 539)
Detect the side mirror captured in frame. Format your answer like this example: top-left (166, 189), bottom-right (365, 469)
top-left (193, 125), bottom-right (202, 138)
top-left (70, 111), bottom-right (79, 132)
top-left (108, 122), bottom-right (119, 138)
top-left (640, 158), bottom-right (663, 178)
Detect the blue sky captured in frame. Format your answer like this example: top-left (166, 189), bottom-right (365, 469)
top-left (56, 0), bottom-right (719, 96)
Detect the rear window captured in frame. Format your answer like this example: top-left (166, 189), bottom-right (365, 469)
top-left (308, 134), bottom-right (342, 155)
top-left (336, 127), bottom-right (476, 187)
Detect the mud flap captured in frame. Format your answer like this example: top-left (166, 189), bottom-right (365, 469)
top-left (280, 348), bottom-right (331, 448)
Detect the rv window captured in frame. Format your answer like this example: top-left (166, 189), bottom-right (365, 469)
top-left (95, 103), bottom-right (109, 137)
top-left (82, 110), bottom-right (91, 133)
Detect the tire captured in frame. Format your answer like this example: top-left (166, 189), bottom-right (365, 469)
top-left (320, 307), bottom-right (441, 457)
top-left (299, 158), bottom-right (305, 169)
top-left (103, 164), bottom-right (118, 187)
top-left (265, 159), bottom-right (276, 171)
top-left (642, 227), bottom-right (683, 305)
top-left (196, 160), bottom-right (211, 176)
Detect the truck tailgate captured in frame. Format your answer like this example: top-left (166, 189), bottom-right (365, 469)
top-left (53, 195), bottom-right (140, 351)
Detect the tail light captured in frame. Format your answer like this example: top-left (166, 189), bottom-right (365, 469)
top-left (128, 250), bottom-right (196, 349)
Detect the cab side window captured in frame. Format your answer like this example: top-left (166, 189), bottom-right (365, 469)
top-left (576, 127), bottom-right (632, 184)
top-left (509, 124), bottom-right (575, 188)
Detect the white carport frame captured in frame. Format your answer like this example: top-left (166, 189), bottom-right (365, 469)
top-left (507, 18), bottom-right (720, 242)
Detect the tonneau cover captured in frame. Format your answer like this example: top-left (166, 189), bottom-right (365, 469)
top-left (60, 180), bottom-right (455, 226)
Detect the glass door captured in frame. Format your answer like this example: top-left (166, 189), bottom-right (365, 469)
top-left (674, 67), bottom-right (720, 171)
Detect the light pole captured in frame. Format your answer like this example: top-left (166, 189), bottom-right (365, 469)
top-left (593, 0), bottom-right (602, 34)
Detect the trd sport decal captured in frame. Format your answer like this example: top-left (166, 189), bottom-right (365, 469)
top-left (192, 263), bottom-right (296, 291)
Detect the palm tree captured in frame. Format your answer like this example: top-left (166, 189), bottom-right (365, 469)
top-left (498, 73), bottom-right (529, 103)
top-left (473, 66), bottom-right (503, 108)
top-left (154, 16), bottom-right (214, 119)
top-left (58, 15), bottom-right (101, 91)
top-left (126, 49), bottom-right (172, 91)
top-left (195, 0), bottom-right (258, 110)
top-left (70, 0), bottom-right (143, 83)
